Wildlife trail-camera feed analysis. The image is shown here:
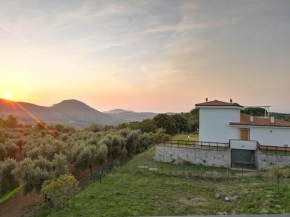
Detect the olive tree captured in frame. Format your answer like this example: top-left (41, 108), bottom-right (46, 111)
top-left (72, 143), bottom-right (108, 175)
top-left (15, 154), bottom-right (69, 195)
top-left (0, 158), bottom-right (19, 194)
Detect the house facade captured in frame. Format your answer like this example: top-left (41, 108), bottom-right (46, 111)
top-left (154, 99), bottom-right (290, 170)
top-left (196, 99), bottom-right (290, 148)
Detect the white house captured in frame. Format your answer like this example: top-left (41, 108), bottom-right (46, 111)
top-left (195, 99), bottom-right (290, 167)
top-left (154, 98), bottom-right (290, 170)
top-left (195, 99), bottom-right (290, 148)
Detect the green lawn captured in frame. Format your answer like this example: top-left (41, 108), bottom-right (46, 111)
top-left (173, 134), bottom-right (199, 140)
top-left (47, 146), bottom-right (290, 217)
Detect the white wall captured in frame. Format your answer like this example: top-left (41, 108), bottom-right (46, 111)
top-left (250, 127), bottom-right (290, 147)
top-left (199, 108), bottom-right (241, 143)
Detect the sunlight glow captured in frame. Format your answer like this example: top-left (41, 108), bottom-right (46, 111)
top-left (2, 93), bottom-right (14, 100)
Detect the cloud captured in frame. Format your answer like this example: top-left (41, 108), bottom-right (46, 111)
top-left (144, 23), bottom-right (208, 34)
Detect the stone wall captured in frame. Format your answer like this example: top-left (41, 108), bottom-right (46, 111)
top-left (256, 151), bottom-right (290, 170)
top-left (154, 145), bottom-right (230, 168)
top-left (154, 145), bottom-right (290, 170)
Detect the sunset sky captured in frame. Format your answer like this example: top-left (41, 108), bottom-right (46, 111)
top-left (1, 0), bottom-right (290, 113)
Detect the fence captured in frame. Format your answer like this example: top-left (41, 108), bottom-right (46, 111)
top-left (258, 144), bottom-right (290, 155)
top-left (23, 157), bottom-right (126, 217)
top-left (161, 140), bottom-right (229, 151)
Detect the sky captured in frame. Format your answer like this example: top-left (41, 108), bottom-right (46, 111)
top-left (0, 0), bottom-right (290, 113)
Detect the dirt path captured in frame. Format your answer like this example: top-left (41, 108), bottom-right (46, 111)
top-left (0, 189), bottom-right (43, 217)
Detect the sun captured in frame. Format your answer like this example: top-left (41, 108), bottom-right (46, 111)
top-left (2, 93), bottom-right (14, 100)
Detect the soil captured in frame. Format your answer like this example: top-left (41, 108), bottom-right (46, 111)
top-left (0, 189), bottom-right (43, 217)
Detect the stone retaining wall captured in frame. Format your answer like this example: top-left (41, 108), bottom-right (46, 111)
top-left (154, 145), bottom-right (230, 168)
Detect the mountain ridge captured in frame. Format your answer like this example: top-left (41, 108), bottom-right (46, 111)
top-left (0, 99), bottom-right (121, 128)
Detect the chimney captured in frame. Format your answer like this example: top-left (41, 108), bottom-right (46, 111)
top-left (250, 116), bottom-right (254, 122)
top-left (271, 116), bottom-right (275, 124)
top-left (206, 98), bottom-right (208, 102)
top-left (230, 98), bottom-right (233, 103)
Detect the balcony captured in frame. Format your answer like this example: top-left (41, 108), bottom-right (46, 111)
top-left (230, 139), bottom-right (258, 150)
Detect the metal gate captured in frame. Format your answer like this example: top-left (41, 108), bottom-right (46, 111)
top-left (231, 149), bottom-right (255, 169)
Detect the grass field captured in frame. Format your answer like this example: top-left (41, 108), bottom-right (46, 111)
top-left (47, 146), bottom-right (290, 217)
top-left (173, 134), bottom-right (199, 140)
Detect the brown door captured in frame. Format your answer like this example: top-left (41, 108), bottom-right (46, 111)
top-left (241, 129), bottom-right (249, 140)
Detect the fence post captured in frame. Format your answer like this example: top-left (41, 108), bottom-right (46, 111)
top-left (201, 142), bottom-right (203, 149)
top-left (242, 166), bottom-right (244, 178)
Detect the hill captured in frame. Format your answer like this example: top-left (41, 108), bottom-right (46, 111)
top-left (105, 109), bottom-right (157, 122)
top-left (0, 99), bottom-right (121, 128)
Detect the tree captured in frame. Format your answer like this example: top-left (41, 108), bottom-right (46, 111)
top-left (0, 158), bottom-right (19, 194)
top-left (153, 114), bottom-right (177, 135)
top-left (53, 154), bottom-right (69, 178)
top-left (15, 154), bottom-right (69, 195)
top-left (15, 157), bottom-right (52, 194)
top-left (242, 108), bottom-right (267, 116)
top-left (116, 123), bottom-right (129, 130)
top-left (139, 133), bottom-right (153, 150)
top-left (53, 124), bottom-right (65, 132)
top-left (84, 124), bottom-right (103, 133)
top-left (0, 143), bottom-right (7, 161)
top-left (35, 121), bottom-right (48, 131)
top-left (188, 108), bottom-right (199, 132)
top-left (4, 115), bottom-right (18, 128)
top-left (42, 174), bottom-right (80, 209)
top-left (72, 143), bottom-right (108, 175)
top-left (99, 134), bottom-right (126, 159)
top-left (139, 119), bottom-right (158, 133)
top-left (126, 130), bottom-right (141, 156)
top-left (171, 114), bottom-right (188, 133)
top-left (268, 167), bottom-right (288, 193)
top-left (4, 140), bottom-right (19, 159)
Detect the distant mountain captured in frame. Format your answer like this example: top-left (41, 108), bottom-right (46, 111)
top-left (105, 109), bottom-right (157, 122)
top-left (0, 99), bottom-right (121, 128)
top-left (105, 109), bottom-right (134, 114)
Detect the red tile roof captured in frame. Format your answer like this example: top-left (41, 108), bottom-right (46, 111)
top-left (230, 113), bottom-right (290, 127)
top-left (195, 100), bottom-right (243, 107)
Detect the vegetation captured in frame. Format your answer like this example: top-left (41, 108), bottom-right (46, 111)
top-left (115, 109), bottom-right (199, 135)
top-left (242, 107), bottom-right (290, 122)
top-left (0, 186), bottom-right (21, 204)
top-left (0, 115), bottom-right (155, 200)
top-left (268, 167), bottom-right (290, 193)
top-left (42, 175), bottom-right (80, 208)
top-left (47, 147), bottom-right (290, 216)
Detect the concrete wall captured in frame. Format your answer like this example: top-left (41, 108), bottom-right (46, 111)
top-left (256, 151), bottom-right (290, 170)
top-left (199, 108), bottom-right (241, 143)
top-left (154, 145), bottom-right (230, 168)
top-left (250, 127), bottom-right (290, 147)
